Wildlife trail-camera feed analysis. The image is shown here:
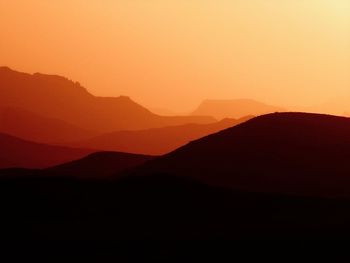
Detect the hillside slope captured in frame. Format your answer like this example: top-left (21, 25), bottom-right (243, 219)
top-left (46, 151), bottom-right (154, 178)
top-left (74, 116), bottom-right (253, 155)
top-left (136, 112), bottom-right (350, 197)
top-left (0, 107), bottom-right (99, 143)
top-left (0, 132), bottom-right (95, 169)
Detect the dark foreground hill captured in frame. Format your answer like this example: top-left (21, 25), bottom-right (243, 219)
top-left (1, 173), bottom-right (350, 240)
top-left (73, 116), bottom-right (253, 155)
top-left (0, 67), bottom-right (215, 132)
top-left (0, 133), bottom-right (95, 169)
top-left (137, 112), bottom-right (350, 198)
top-left (2, 112), bottom-right (350, 240)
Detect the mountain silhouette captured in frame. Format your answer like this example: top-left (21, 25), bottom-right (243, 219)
top-left (192, 99), bottom-right (285, 120)
top-left (3, 113), bottom-right (350, 240)
top-left (45, 151), bottom-right (154, 178)
top-left (0, 67), bottom-right (215, 132)
top-left (0, 132), bottom-right (96, 169)
top-left (0, 107), bottom-right (99, 144)
top-left (72, 116), bottom-right (253, 155)
top-left (135, 112), bottom-right (350, 198)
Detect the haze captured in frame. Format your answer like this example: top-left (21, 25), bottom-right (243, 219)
top-left (0, 0), bottom-right (349, 112)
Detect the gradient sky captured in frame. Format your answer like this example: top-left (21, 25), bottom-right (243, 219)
top-left (0, 0), bottom-right (349, 112)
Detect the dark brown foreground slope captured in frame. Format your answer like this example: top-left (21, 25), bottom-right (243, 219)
top-left (137, 112), bottom-right (350, 197)
top-left (2, 113), bottom-right (350, 240)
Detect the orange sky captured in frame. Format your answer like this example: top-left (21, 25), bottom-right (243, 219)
top-left (0, 0), bottom-right (349, 112)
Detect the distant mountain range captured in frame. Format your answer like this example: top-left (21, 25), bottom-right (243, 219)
top-left (3, 66), bottom-right (350, 240)
top-left (192, 99), bottom-right (285, 120)
top-left (71, 116), bottom-right (253, 155)
top-left (0, 67), bottom-right (215, 133)
top-left (0, 115), bottom-right (251, 169)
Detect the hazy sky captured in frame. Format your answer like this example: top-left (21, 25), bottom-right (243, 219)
top-left (0, 0), bottom-right (349, 112)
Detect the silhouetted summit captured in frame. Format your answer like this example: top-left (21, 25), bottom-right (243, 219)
top-left (137, 112), bottom-right (350, 197)
top-left (0, 67), bottom-right (215, 132)
top-left (192, 99), bottom-right (285, 119)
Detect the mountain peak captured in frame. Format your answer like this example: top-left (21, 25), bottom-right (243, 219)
top-left (118, 95), bottom-right (131, 100)
top-left (0, 66), bottom-right (13, 72)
